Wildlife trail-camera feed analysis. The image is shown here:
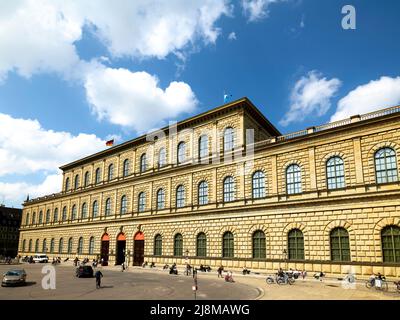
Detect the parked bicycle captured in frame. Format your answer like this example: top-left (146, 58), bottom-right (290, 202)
top-left (266, 272), bottom-right (295, 285)
top-left (393, 280), bottom-right (400, 293)
top-left (365, 274), bottom-right (388, 291)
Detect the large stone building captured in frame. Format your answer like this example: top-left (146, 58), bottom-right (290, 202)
top-left (0, 205), bottom-right (22, 258)
top-left (18, 98), bottom-right (400, 277)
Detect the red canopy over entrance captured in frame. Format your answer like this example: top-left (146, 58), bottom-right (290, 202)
top-left (117, 233), bottom-right (126, 241)
top-left (134, 232), bottom-right (144, 240)
top-left (101, 233), bottom-right (110, 241)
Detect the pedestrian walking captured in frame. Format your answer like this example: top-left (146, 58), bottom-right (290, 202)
top-left (95, 270), bottom-right (103, 289)
top-left (217, 265), bottom-right (224, 278)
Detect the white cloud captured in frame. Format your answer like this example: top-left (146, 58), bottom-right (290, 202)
top-left (280, 71), bottom-right (341, 126)
top-left (0, 0), bottom-right (231, 81)
top-left (0, 174), bottom-right (62, 207)
top-left (0, 113), bottom-right (106, 176)
top-left (241, 0), bottom-right (284, 22)
top-left (84, 66), bottom-right (198, 133)
top-left (330, 76), bottom-right (400, 122)
top-left (228, 32), bottom-right (237, 40)
top-left (0, 0), bottom-right (83, 82)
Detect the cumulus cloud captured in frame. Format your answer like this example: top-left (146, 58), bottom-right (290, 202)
top-left (228, 32), bottom-right (237, 40)
top-left (241, 0), bottom-right (284, 22)
top-left (0, 174), bottom-right (62, 207)
top-left (330, 76), bottom-right (400, 122)
top-left (0, 113), bottom-right (106, 176)
top-left (0, 0), bottom-right (83, 82)
top-left (0, 0), bottom-right (231, 81)
top-left (280, 71), bottom-right (341, 126)
top-left (84, 66), bottom-right (198, 133)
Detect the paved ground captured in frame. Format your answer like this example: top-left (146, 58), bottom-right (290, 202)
top-left (0, 263), bottom-right (259, 300)
top-left (1, 263), bottom-right (399, 300)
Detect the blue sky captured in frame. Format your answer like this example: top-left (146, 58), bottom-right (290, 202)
top-left (0, 0), bottom-right (400, 207)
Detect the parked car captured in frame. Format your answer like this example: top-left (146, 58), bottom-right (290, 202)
top-left (75, 265), bottom-right (94, 278)
top-left (33, 254), bottom-right (49, 263)
top-left (1, 269), bottom-right (27, 287)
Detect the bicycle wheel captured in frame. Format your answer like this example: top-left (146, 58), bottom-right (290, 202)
top-left (288, 278), bottom-right (295, 285)
top-left (266, 278), bottom-right (273, 284)
top-left (365, 280), bottom-right (372, 289)
top-left (381, 281), bottom-right (388, 292)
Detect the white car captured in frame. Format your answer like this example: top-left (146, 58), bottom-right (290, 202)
top-left (33, 254), bottom-right (49, 263)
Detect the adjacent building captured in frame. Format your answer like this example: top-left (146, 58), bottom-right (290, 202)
top-left (0, 205), bottom-right (22, 258)
top-left (18, 98), bottom-right (400, 277)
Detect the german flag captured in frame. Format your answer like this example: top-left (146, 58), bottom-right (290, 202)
top-left (106, 139), bottom-right (114, 146)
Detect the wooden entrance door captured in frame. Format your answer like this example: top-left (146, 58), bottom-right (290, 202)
top-left (100, 240), bottom-right (109, 266)
top-left (133, 240), bottom-right (144, 266)
top-left (133, 232), bottom-right (145, 266)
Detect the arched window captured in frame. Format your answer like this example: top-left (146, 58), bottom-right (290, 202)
top-left (154, 234), bottom-right (162, 256)
top-left (224, 127), bottom-right (235, 152)
top-left (81, 203), bottom-right (88, 219)
top-left (84, 171), bottom-right (90, 187)
top-left (67, 238), bottom-right (73, 254)
top-left (252, 230), bottom-right (266, 258)
top-left (71, 205), bottom-right (77, 220)
top-left (92, 200), bottom-right (99, 218)
top-left (199, 135), bottom-right (208, 160)
top-left (140, 154), bottom-right (147, 173)
top-left (105, 198), bottom-right (112, 216)
top-left (138, 192), bottom-right (146, 212)
top-left (196, 233), bottom-right (207, 257)
top-left (53, 208), bottom-right (58, 223)
top-left (286, 164), bottom-right (302, 194)
top-left (74, 174), bottom-right (79, 189)
top-left (50, 238), bottom-right (55, 253)
top-left (198, 181), bottom-right (208, 205)
top-left (62, 206), bottom-right (67, 222)
top-left (32, 212), bottom-right (36, 225)
top-left (330, 227), bottom-right (350, 261)
top-left (78, 237), bottom-right (83, 254)
top-left (108, 164), bottom-right (114, 181)
top-left (252, 171), bottom-right (266, 198)
top-left (42, 239), bottom-right (47, 252)
top-left (177, 141), bottom-right (186, 164)
top-left (95, 168), bottom-right (101, 184)
top-left (123, 159), bottom-right (130, 177)
top-left (45, 210), bottom-right (50, 223)
top-left (25, 213), bottom-right (29, 226)
top-left (222, 231), bottom-right (234, 258)
top-left (120, 195), bottom-right (127, 215)
top-left (375, 147), bottom-right (398, 184)
top-left (174, 234), bottom-right (183, 256)
top-left (158, 148), bottom-right (167, 168)
top-left (326, 156), bottom-right (345, 189)
top-left (89, 237), bottom-right (95, 255)
top-left (223, 176), bottom-right (235, 202)
top-left (157, 189), bottom-right (165, 210)
top-left (381, 225), bottom-right (400, 262)
top-left (176, 185), bottom-right (185, 208)
top-left (59, 238), bottom-right (64, 253)
top-left (29, 239), bottom-right (32, 252)
top-left (22, 239), bottom-right (26, 252)
top-left (65, 177), bottom-right (70, 191)
top-left (288, 229), bottom-right (304, 260)
top-left (39, 211), bottom-right (43, 224)
top-left (35, 239), bottom-right (39, 252)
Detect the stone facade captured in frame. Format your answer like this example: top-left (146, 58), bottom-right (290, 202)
top-left (18, 98), bottom-right (400, 277)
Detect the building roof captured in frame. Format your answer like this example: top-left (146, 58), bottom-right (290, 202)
top-left (59, 97), bottom-right (281, 171)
